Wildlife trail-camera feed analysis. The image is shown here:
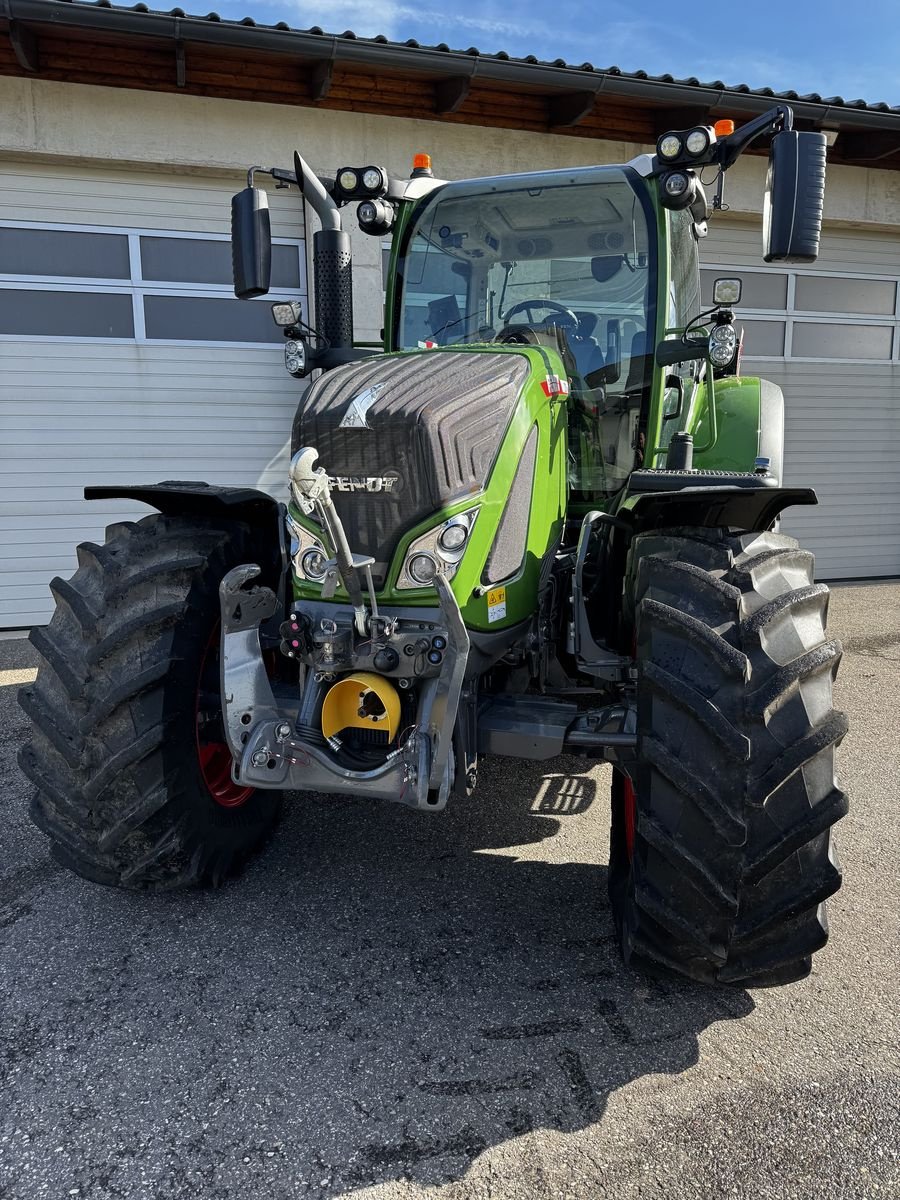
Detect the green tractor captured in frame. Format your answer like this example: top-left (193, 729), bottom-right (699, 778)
top-left (20, 105), bottom-right (848, 986)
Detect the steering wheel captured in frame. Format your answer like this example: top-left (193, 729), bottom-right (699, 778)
top-left (499, 299), bottom-right (579, 332)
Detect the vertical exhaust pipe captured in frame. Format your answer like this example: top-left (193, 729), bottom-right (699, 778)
top-left (294, 152), bottom-right (354, 352)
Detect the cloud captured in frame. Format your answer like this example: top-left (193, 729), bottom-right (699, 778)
top-left (273, 0), bottom-right (556, 42)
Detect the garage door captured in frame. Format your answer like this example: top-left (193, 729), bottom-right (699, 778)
top-left (701, 218), bottom-right (900, 580)
top-left (0, 160), bottom-right (307, 628)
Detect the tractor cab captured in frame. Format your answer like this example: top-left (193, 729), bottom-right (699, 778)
top-left (389, 165), bottom-right (659, 501)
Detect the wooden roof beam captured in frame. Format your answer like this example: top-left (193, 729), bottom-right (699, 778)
top-left (547, 89), bottom-right (598, 128)
top-left (309, 56), bottom-right (334, 101)
top-left (434, 74), bottom-right (472, 115)
top-left (7, 17), bottom-right (38, 72)
top-left (838, 130), bottom-right (900, 163)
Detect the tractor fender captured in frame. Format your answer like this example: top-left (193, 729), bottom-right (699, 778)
top-left (625, 483), bottom-right (816, 534)
top-left (84, 481), bottom-right (285, 577)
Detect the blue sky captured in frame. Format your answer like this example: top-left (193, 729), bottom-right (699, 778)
top-left (210, 0), bottom-right (900, 104)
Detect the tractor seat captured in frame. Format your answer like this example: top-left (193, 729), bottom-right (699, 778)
top-left (570, 311), bottom-right (606, 381)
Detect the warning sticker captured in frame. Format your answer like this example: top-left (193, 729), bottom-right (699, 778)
top-left (487, 586), bottom-right (507, 623)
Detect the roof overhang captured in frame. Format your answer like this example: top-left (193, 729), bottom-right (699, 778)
top-left (2, 0), bottom-right (898, 168)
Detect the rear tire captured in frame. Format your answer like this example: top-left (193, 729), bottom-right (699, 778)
top-left (18, 514), bottom-right (282, 889)
top-left (609, 527), bottom-right (848, 986)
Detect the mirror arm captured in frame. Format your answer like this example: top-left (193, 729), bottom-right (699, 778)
top-left (655, 337), bottom-right (709, 367)
top-left (716, 104), bottom-right (793, 171)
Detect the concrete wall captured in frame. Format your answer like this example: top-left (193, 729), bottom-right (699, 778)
top-left (2, 74), bottom-right (899, 339)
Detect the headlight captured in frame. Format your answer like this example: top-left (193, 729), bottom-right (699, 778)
top-left (300, 548), bottom-right (327, 581)
top-left (337, 168), bottom-right (358, 193)
top-left (685, 128), bottom-right (710, 155)
top-left (284, 339), bottom-right (306, 377)
top-left (660, 170), bottom-right (696, 211)
top-left (397, 508), bottom-right (478, 590)
top-left (357, 198), bottom-right (395, 235)
top-left (438, 522), bottom-right (469, 552)
top-left (658, 134), bottom-right (682, 160)
top-left (708, 323), bottom-right (738, 368)
top-left (286, 513), bottom-right (329, 584)
top-left (407, 553), bottom-right (438, 586)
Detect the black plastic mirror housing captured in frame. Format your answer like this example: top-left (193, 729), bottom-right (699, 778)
top-left (231, 186), bottom-right (272, 299)
top-left (763, 131), bottom-right (826, 263)
top-left (656, 336), bottom-right (709, 367)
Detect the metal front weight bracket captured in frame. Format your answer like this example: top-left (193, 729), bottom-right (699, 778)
top-left (224, 565), bottom-right (471, 810)
top-left (219, 565), bottom-right (281, 772)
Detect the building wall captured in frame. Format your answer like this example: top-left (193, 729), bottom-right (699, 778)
top-left (2, 75), bottom-right (899, 339)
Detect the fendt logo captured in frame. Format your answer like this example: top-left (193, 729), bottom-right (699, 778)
top-left (338, 383), bottom-right (386, 429)
top-left (328, 475), bottom-right (399, 493)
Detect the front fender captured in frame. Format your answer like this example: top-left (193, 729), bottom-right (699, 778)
top-left (84, 481), bottom-right (285, 587)
top-left (84, 480), bottom-right (279, 523)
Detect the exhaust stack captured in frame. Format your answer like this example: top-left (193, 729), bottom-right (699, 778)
top-left (294, 152), bottom-right (354, 354)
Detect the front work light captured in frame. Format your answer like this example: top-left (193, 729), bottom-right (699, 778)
top-left (334, 165), bottom-right (388, 204)
top-left (713, 277), bottom-right (743, 306)
top-left (658, 134), bottom-right (683, 160)
top-left (656, 125), bottom-right (717, 166)
top-left (272, 300), bottom-right (303, 327)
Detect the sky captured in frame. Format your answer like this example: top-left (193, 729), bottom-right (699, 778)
top-left (209, 0), bottom-right (900, 105)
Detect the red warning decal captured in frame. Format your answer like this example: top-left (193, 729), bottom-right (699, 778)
top-left (540, 374), bottom-right (570, 398)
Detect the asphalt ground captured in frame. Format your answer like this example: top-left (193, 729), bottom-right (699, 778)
top-left (0, 582), bottom-right (898, 1200)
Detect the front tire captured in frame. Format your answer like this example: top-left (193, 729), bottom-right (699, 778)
top-left (19, 514), bottom-right (282, 889)
top-left (610, 528), bottom-right (848, 986)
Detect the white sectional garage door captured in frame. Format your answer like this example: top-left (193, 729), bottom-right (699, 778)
top-left (0, 160), bottom-right (307, 628)
top-left (701, 218), bottom-right (900, 580)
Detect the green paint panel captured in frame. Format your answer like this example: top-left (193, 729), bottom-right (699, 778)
top-left (689, 376), bottom-right (763, 471)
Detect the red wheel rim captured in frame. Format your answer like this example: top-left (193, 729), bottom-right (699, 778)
top-left (196, 741), bottom-right (256, 809)
top-left (623, 776), bottom-right (636, 861)
top-left (195, 627), bottom-right (256, 809)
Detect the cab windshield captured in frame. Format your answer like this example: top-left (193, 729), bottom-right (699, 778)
top-left (394, 166), bottom-right (657, 500)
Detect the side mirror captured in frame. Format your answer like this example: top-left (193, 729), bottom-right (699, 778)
top-left (663, 375), bottom-right (685, 421)
top-left (763, 131), bottom-right (826, 263)
top-left (231, 186), bottom-right (272, 299)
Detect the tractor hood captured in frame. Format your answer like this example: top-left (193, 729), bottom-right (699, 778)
top-left (292, 350), bottom-right (530, 584)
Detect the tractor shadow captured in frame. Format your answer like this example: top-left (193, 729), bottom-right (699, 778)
top-left (1, 747), bottom-right (754, 1198)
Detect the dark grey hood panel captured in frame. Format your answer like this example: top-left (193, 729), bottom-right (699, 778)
top-left (293, 351), bottom-right (530, 579)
